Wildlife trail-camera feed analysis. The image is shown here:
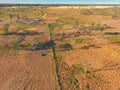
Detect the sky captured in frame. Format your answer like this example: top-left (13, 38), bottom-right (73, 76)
top-left (0, 0), bottom-right (120, 4)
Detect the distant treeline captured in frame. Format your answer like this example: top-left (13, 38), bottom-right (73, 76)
top-left (0, 4), bottom-right (120, 7)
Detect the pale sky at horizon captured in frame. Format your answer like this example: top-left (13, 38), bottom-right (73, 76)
top-left (0, 0), bottom-right (120, 4)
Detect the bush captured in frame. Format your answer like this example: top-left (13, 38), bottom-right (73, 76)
top-left (3, 24), bottom-right (9, 35)
top-left (59, 43), bottom-right (73, 50)
top-left (21, 43), bottom-right (33, 50)
top-left (12, 35), bottom-right (25, 49)
top-left (75, 38), bottom-right (84, 44)
top-left (9, 14), bottom-right (13, 20)
top-left (90, 22), bottom-right (108, 31)
top-left (107, 36), bottom-right (120, 44)
top-left (112, 14), bottom-right (120, 20)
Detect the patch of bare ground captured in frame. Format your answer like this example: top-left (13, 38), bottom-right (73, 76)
top-left (101, 20), bottom-right (120, 29)
top-left (0, 49), bottom-right (59, 90)
top-left (59, 38), bottom-right (120, 90)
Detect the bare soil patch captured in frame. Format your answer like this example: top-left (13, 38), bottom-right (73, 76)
top-left (0, 49), bottom-right (59, 90)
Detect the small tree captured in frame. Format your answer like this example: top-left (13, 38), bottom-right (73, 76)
top-left (48, 24), bottom-right (55, 31)
top-left (9, 14), bottom-right (13, 20)
top-left (74, 20), bottom-right (79, 28)
top-left (3, 24), bottom-right (9, 35)
top-left (48, 24), bottom-right (55, 38)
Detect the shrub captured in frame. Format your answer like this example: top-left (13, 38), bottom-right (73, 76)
top-left (3, 24), bottom-right (9, 35)
top-left (107, 36), bottom-right (120, 44)
top-left (16, 35), bottom-right (24, 42)
top-left (9, 14), bottom-right (13, 20)
top-left (16, 14), bottom-right (20, 19)
top-left (90, 22), bottom-right (108, 31)
top-left (86, 84), bottom-right (91, 90)
top-left (31, 41), bottom-right (41, 50)
top-left (12, 36), bottom-right (24, 48)
top-left (59, 43), bottom-right (73, 50)
top-left (48, 24), bottom-right (55, 37)
top-left (112, 14), bottom-right (120, 20)
top-left (21, 43), bottom-right (33, 50)
top-left (75, 38), bottom-right (84, 44)
top-left (70, 76), bottom-right (78, 85)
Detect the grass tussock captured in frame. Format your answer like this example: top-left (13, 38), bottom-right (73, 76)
top-left (107, 36), bottom-right (120, 44)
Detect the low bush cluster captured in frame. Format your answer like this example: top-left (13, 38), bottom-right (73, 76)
top-left (59, 43), bottom-right (73, 50)
top-left (90, 22), bottom-right (108, 31)
top-left (107, 36), bottom-right (120, 44)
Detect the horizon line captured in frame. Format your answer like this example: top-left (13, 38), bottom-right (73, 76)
top-left (0, 3), bottom-right (120, 6)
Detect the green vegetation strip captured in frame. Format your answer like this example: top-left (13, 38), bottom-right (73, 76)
top-left (48, 24), bottom-right (62, 90)
top-left (107, 36), bottom-right (120, 43)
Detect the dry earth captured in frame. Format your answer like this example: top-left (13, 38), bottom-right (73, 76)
top-left (0, 21), bottom-right (59, 90)
top-left (60, 36), bottom-right (120, 90)
top-left (0, 49), bottom-right (59, 90)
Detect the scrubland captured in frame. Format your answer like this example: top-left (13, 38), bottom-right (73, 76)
top-left (0, 5), bottom-right (120, 90)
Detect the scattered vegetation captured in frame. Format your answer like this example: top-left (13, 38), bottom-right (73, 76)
top-left (55, 17), bottom-right (80, 29)
top-left (86, 83), bottom-right (91, 90)
top-left (80, 7), bottom-right (120, 20)
top-left (12, 39), bottom-right (55, 51)
top-left (48, 24), bottom-right (55, 37)
top-left (0, 5), bottom-right (120, 90)
top-left (59, 43), bottom-right (73, 50)
top-left (112, 13), bottom-right (120, 20)
top-left (107, 36), bottom-right (120, 44)
top-left (2, 24), bottom-right (10, 35)
top-left (9, 14), bottom-right (13, 20)
top-left (75, 38), bottom-right (93, 45)
top-left (40, 6), bottom-right (48, 17)
top-left (80, 7), bottom-right (115, 15)
top-left (72, 65), bottom-right (90, 74)
top-left (90, 22), bottom-right (109, 31)
top-left (75, 38), bottom-right (84, 44)
top-left (56, 56), bottom-right (80, 90)
top-left (12, 22), bottom-right (31, 30)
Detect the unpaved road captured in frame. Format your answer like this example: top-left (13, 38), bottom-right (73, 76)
top-left (0, 49), bottom-right (59, 90)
